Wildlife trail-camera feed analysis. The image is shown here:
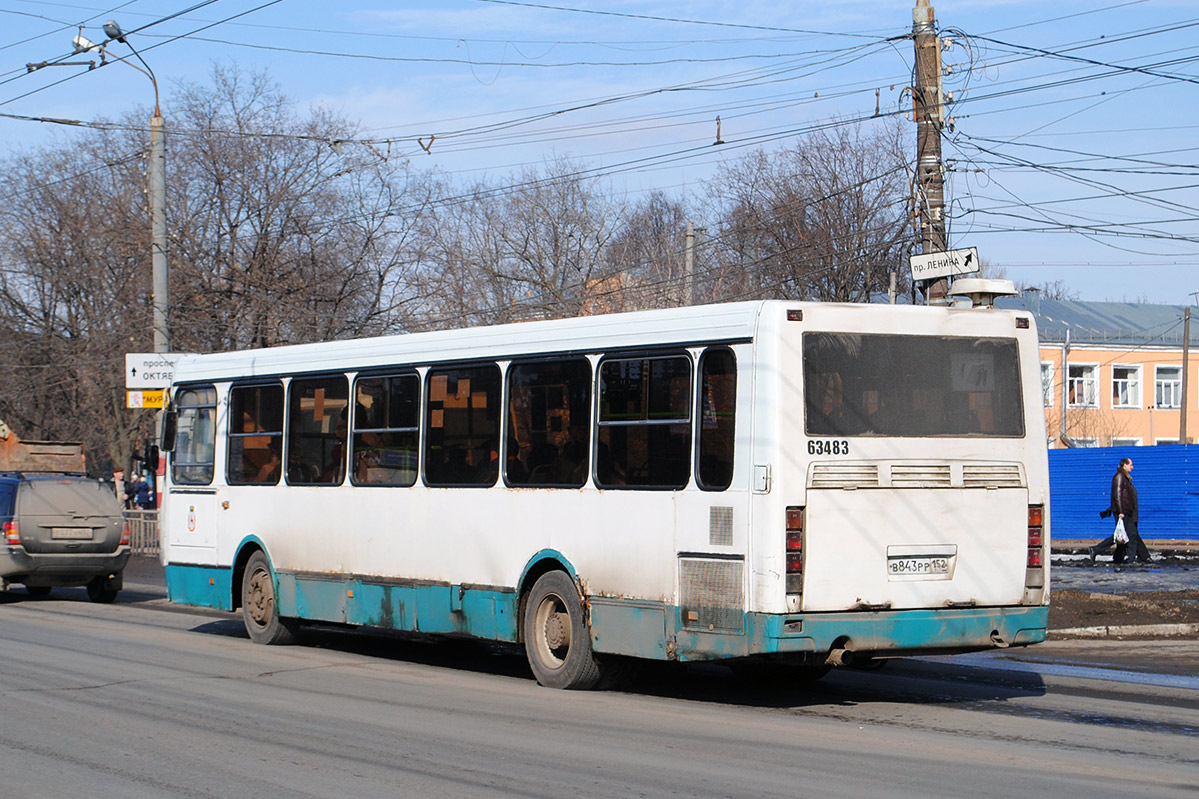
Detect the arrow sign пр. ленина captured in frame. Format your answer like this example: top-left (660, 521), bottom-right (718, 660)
top-left (909, 247), bottom-right (980, 282)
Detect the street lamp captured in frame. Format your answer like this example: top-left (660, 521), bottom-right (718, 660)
top-left (101, 20), bottom-right (170, 355)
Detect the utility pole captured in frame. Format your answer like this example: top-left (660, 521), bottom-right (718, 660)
top-left (683, 221), bottom-right (694, 307)
top-left (913, 0), bottom-right (948, 302)
top-left (150, 109), bottom-right (169, 353)
top-left (1182, 304), bottom-right (1192, 444)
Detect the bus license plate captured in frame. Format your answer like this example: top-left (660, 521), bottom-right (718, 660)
top-left (887, 556), bottom-right (950, 577)
top-left (51, 527), bottom-right (94, 540)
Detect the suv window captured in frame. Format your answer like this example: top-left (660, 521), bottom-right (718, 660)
top-left (0, 480), bottom-right (16, 516)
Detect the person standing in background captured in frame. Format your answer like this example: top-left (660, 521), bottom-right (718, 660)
top-left (1092, 457), bottom-right (1152, 564)
top-left (112, 468), bottom-right (129, 509)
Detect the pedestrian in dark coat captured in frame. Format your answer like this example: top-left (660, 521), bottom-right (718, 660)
top-left (1091, 457), bottom-right (1152, 564)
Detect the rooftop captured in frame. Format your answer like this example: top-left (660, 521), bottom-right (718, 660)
top-left (994, 295), bottom-right (1197, 348)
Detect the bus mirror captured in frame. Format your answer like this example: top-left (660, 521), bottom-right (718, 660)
top-left (144, 444), bottom-right (160, 471)
top-left (161, 410), bottom-right (177, 453)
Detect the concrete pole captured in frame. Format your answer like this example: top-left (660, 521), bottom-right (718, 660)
top-left (149, 111), bottom-right (169, 354)
top-left (913, 0), bottom-right (948, 302)
top-left (1181, 306), bottom-right (1191, 443)
top-left (683, 221), bottom-right (695, 307)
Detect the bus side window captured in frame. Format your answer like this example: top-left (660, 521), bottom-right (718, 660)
top-left (172, 385), bottom-right (217, 485)
top-left (424, 365), bottom-right (501, 487)
top-left (697, 349), bottom-right (735, 490)
top-left (227, 384), bottom-right (284, 485)
top-left (505, 358), bottom-right (591, 488)
top-left (352, 373), bottom-right (420, 487)
top-left (596, 355), bottom-right (692, 489)
top-left (286, 376), bottom-right (349, 485)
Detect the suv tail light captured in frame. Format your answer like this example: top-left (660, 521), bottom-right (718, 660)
top-left (785, 506), bottom-right (804, 594)
top-left (119, 520), bottom-right (131, 548)
top-left (4, 520), bottom-right (20, 546)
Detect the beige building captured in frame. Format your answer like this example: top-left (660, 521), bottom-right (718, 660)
top-left (1000, 295), bottom-right (1199, 447)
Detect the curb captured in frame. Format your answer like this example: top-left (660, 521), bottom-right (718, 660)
top-left (1051, 623), bottom-right (1199, 638)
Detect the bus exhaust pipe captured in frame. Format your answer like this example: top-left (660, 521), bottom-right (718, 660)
top-left (825, 648), bottom-right (854, 667)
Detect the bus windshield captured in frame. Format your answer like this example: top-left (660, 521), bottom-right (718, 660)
top-left (803, 332), bottom-right (1025, 438)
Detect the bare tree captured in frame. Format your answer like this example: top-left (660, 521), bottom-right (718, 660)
top-left (0, 131), bottom-right (155, 472)
top-left (604, 191), bottom-right (691, 310)
top-left (419, 156), bottom-right (620, 326)
top-left (702, 121), bottom-right (912, 303)
top-left (168, 65), bottom-right (431, 350)
top-left (0, 65), bottom-right (434, 471)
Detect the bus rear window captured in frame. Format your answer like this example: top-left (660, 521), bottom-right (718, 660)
top-left (803, 333), bottom-right (1025, 438)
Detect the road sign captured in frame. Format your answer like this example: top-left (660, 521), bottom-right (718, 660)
top-left (125, 352), bottom-right (184, 389)
top-left (127, 390), bottom-right (165, 409)
top-left (909, 247), bottom-right (980, 282)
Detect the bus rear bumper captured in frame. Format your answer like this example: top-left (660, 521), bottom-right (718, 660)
top-left (672, 605), bottom-right (1049, 662)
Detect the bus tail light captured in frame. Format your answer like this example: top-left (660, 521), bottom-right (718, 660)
top-left (1027, 506), bottom-right (1044, 570)
top-left (119, 521), bottom-right (131, 548)
top-left (4, 520), bottom-right (20, 546)
top-left (785, 506), bottom-right (804, 594)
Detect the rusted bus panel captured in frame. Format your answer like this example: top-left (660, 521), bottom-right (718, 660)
top-left (271, 572), bottom-right (521, 641)
top-left (588, 598), bottom-right (669, 659)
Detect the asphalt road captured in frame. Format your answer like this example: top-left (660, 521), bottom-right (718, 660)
top-left (1, 562), bottom-right (1197, 798)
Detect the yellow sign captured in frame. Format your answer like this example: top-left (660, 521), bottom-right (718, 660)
top-left (127, 390), bottom-right (165, 409)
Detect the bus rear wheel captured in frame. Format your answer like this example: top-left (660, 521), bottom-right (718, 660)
top-left (241, 551), bottom-right (298, 645)
top-left (523, 571), bottom-right (601, 690)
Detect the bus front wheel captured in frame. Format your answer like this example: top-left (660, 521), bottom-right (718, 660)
top-left (241, 551), bottom-right (298, 645)
top-left (523, 571), bottom-right (601, 690)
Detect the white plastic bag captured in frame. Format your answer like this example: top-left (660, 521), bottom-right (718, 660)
top-left (1113, 518), bottom-right (1129, 545)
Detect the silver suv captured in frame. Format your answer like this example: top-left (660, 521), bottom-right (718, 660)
top-left (1, 473), bottom-right (130, 602)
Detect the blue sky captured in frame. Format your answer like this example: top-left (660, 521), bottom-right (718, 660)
top-left (1, 0), bottom-right (1196, 305)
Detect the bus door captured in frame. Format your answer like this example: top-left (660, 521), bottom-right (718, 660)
top-left (675, 347), bottom-right (749, 636)
top-left (165, 385), bottom-right (220, 559)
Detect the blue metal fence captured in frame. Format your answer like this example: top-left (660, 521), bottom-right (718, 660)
top-left (1049, 445), bottom-right (1199, 542)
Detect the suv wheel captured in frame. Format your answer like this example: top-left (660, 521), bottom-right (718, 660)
top-left (86, 576), bottom-right (119, 604)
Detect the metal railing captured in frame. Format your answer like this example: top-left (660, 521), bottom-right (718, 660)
top-left (124, 509), bottom-right (159, 556)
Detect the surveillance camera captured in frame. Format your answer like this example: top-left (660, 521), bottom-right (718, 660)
top-left (73, 33), bottom-right (97, 53)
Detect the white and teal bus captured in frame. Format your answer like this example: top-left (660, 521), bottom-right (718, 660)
top-left (161, 291), bottom-right (1049, 689)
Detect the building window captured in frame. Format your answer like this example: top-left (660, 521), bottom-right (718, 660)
top-left (1040, 362), bottom-right (1054, 408)
top-left (1156, 366), bottom-right (1182, 409)
top-left (1067, 364), bottom-right (1097, 408)
top-left (1110, 437), bottom-right (1141, 447)
top-left (1074, 437), bottom-right (1100, 448)
top-left (1156, 438), bottom-right (1180, 446)
top-left (1111, 365), bottom-right (1141, 408)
